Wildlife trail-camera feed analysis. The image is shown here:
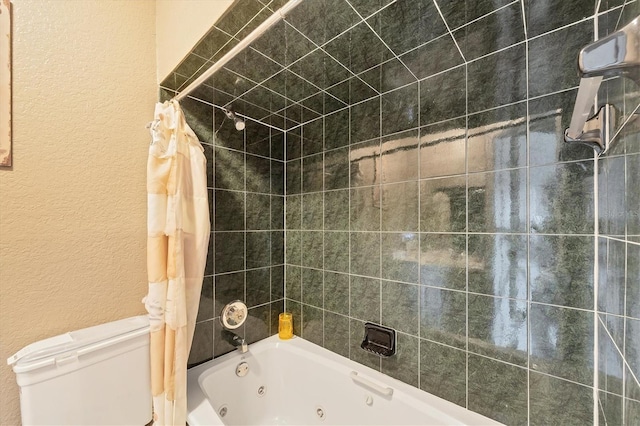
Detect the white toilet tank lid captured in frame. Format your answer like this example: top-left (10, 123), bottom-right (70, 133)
top-left (8, 315), bottom-right (149, 372)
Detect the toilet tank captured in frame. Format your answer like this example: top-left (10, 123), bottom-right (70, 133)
top-left (8, 315), bottom-right (152, 426)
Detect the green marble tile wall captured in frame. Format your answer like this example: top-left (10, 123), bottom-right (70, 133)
top-left (159, 0), bottom-right (640, 424)
top-left (158, 87), bottom-right (286, 367)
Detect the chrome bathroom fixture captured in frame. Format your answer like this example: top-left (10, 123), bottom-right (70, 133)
top-left (564, 16), bottom-right (639, 154)
top-left (222, 107), bottom-right (246, 131)
top-left (220, 300), bottom-right (249, 353)
top-left (220, 300), bottom-right (247, 330)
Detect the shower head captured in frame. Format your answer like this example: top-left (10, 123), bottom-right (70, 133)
top-left (222, 107), bottom-right (246, 131)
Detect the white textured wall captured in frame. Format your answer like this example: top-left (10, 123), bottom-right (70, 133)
top-left (156, 0), bottom-right (233, 82)
top-left (0, 1), bottom-right (156, 424)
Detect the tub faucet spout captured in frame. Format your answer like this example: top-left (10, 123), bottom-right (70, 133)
top-left (232, 334), bottom-right (248, 353)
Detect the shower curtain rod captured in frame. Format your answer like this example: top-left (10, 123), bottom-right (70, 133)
top-left (174, 0), bottom-right (303, 102)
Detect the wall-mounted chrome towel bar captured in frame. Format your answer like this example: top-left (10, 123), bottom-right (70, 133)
top-left (564, 16), bottom-right (639, 154)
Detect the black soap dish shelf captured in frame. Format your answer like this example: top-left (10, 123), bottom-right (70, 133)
top-left (360, 323), bottom-right (396, 357)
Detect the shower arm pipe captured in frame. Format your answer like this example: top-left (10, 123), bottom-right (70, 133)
top-left (173, 0), bottom-right (303, 102)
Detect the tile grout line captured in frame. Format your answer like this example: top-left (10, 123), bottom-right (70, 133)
top-left (343, 0), bottom-right (420, 82)
top-left (592, 7), bottom-right (600, 425)
top-left (432, 0), bottom-right (467, 64)
top-left (521, 0), bottom-right (531, 422)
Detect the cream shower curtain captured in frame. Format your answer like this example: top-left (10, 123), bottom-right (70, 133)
top-left (145, 100), bottom-right (210, 426)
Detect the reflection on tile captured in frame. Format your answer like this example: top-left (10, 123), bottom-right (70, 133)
top-left (468, 168), bottom-right (527, 233)
top-left (598, 391), bottom-right (623, 426)
top-left (467, 44), bottom-right (526, 113)
top-left (198, 276), bottom-right (214, 322)
top-left (530, 372), bottom-right (594, 425)
top-left (324, 190), bottom-right (349, 230)
top-left (530, 161), bottom-right (595, 234)
top-left (325, 147), bottom-right (350, 190)
top-left (351, 97), bottom-right (381, 144)
top-left (628, 243), bottom-right (640, 319)
top-left (529, 235), bottom-right (594, 309)
top-left (324, 231), bottom-right (350, 273)
top-left (628, 154), bottom-right (640, 239)
top-left (188, 320), bottom-right (213, 367)
top-left (420, 233), bottom-right (466, 290)
top-left (381, 333), bottom-right (419, 387)
top-left (598, 314), bottom-right (624, 396)
top-left (302, 192), bottom-right (323, 230)
top-left (349, 318), bottom-right (381, 370)
top-left (419, 118), bottom-right (466, 178)
top-left (420, 286), bottom-right (466, 349)
top-left (381, 130), bottom-right (419, 183)
top-left (419, 339), bottom-right (466, 407)
top-left (530, 303), bottom-right (594, 385)
top-left (468, 355), bottom-right (528, 425)
top-left (528, 21), bottom-right (593, 98)
top-left (467, 102), bottom-right (527, 172)
top-left (419, 66), bottom-right (466, 125)
top-left (382, 233), bottom-right (419, 283)
top-left (420, 176), bottom-right (467, 232)
top-left (468, 294), bottom-right (527, 366)
top-left (350, 186), bottom-right (381, 231)
top-left (246, 268), bottom-right (271, 308)
top-left (301, 231), bottom-right (323, 269)
top-left (381, 281), bottom-right (419, 335)
top-left (324, 271), bottom-right (349, 315)
top-left (453, 3), bottom-right (525, 61)
top-left (350, 139), bottom-right (381, 187)
top-left (597, 238), bottom-right (626, 315)
top-left (382, 83), bottom-right (418, 136)
top-left (530, 90), bottom-right (595, 167)
top-left (350, 275), bottom-right (380, 322)
top-left (324, 311), bottom-right (350, 357)
top-left (302, 304), bottom-right (324, 346)
top-left (382, 182), bottom-right (419, 231)
top-left (215, 272), bottom-right (245, 316)
top-left (468, 234), bottom-right (527, 299)
top-left (626, 318), bottom-right (640, 401)
top-left (215, 232), bottom-right (245, 273)
top-left (401, 35), bottom-right (464, 80)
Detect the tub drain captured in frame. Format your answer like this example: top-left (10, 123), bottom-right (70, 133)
top-left (218, 405), bottom-right (228, 418)
top-left (257, 385), bottom-right (266, 397)
top-left (316, 406), bottom-right (326, 421)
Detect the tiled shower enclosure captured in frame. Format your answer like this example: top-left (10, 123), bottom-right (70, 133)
top-left (161, 0), bottom-right (640, 424)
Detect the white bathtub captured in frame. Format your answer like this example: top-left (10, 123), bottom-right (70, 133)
top-left (187, 335), bottom-right (502, 425)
